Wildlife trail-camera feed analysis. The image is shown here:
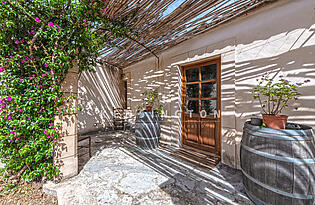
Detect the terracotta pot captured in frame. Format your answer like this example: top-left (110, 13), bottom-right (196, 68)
top-left (145, 106), bottom-right (152, 112)
top-left (262, 114), bottom-right (288, 129)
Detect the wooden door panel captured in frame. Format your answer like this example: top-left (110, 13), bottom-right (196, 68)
top-left (184, 121), bottom-right (199, 143)
top-left (182, 58), bottom-right (221, 156)
top-left (200, 121), bottom-right (216, 147)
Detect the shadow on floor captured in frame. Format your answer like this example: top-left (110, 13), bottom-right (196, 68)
top-left (77, 130), bottom-right (127, 172)
top-left (77, 130), bottom-right (252, 204)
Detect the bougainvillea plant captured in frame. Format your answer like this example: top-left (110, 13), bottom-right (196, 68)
top-left (0, 0), bottom-right (132, 184)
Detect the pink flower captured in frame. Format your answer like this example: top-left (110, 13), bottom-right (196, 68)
top-left (48, 22), bottom-right (54, 27)
top-left (27, 118), bottom-right (30, 120)
top-left (83, 19), bottom-right (87, 22)
top-left (28, 74), bottom-right (35, 80)
top-left (44, 129), bottom-right (48, 134)
top-left (15, 40), bottom-right (19, 44)
top-left (55, 24), bottom-right (61, 29)
top-left (7, 115), bottom-right (11, 120)
top-left (0, 67), bottom-right (4, 72)
top-left (44, 63), bottom-right (48, 67)
top-left (7, 96), bottom-right (12, 101)
top-left (34, 17), bottom-right (40, 22)
top-left (42, 74), bottom-right (46, 77)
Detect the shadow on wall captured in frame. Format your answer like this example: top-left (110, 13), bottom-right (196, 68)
top-left (78, 64), bottom-right (124, 134)
top-left (231, 0), bottom-right (315, 130)
top-left (125, 23), bottom-right (315, 170)
top-left (235, 37), bottom-right (315, 131)
top-left (127, 60), bottom-right (186, 145)
top-left (127, 64), bottom-right (176, 140)
top-left (226, 24), bottom-right (315, 167)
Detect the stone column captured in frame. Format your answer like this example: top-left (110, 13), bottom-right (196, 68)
top-left (54, 61), bottom-right (79, 179)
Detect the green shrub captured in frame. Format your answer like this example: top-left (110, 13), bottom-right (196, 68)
top-left (0, 0), bottom-right (131, 183)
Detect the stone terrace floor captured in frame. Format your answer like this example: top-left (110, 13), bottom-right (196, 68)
top-left (44, 131), bottom-right (253, 205)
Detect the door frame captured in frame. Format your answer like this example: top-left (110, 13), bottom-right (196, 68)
top-left (180, 56), bottom-right (222, 157)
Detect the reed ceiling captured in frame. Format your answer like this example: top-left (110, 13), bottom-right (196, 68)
top-left (99, 0), bottom-right (276, 68)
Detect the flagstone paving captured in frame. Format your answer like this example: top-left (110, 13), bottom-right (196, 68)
top-left (44, 131), bottom-right (253, 205)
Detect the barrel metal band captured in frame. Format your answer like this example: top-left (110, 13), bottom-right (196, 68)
top-left (135, 136), bottom-right (159, 140)
top-left (241, 169), bottom-right (315, 199)
top-left (241, 144), bottom-right (315, 164)
top-left (245, 122), bottom-right (315, 136)
top-left (246, 130), bottom-right (315, 141)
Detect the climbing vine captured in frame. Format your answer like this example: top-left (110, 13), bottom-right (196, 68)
top-left (0, 0), bottom-right (131, 184)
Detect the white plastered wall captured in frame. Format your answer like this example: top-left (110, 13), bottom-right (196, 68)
top-left (78, 64), bottom-right (125, 135)
top-left (122, 0), bottom-right (315, 169)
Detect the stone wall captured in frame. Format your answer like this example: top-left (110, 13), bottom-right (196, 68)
top-left (54, 61), bottom-right (79, 178)
top-left (56, 60), bottom-right (126, 178)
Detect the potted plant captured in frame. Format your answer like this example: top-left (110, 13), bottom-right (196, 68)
top-left (251, 73), bottom-right (309, 129)
top-left (135, 89), bottom-right (163, 149)
top-left (137, 89), bottom-right (162, 113)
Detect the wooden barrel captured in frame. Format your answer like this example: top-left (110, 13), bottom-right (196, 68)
top-left (135, 112), bottom-right (160, 149)
top-left (241, 121), bottom-right (315, 205)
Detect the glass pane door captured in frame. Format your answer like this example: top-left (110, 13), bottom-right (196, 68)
top-left (182, 59), bottom-right (221, 156)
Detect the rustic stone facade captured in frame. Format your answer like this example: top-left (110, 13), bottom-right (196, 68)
top-left (54, 62), bottom-right (79, 178)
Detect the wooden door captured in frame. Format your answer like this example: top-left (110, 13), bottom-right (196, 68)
top-left (182, 58), bottom-right (221, 156)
